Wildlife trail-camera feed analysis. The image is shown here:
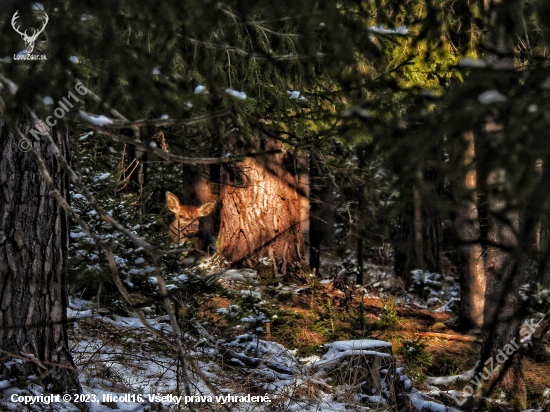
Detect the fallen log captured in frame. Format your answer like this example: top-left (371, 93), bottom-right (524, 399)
top-left (419, 332), bottom-right (482, 344)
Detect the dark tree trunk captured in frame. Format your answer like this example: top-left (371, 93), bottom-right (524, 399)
top-left (481, 180), bottom-right (526, 408)
top-left (309, 158), bottom-right (333, 275)
top-left (218, 140), bottom-right (308, 278)
top-left (421, 166), bottom-right (445, 274)
top-left (474, 3), bottom-right (527, 407)
top-left (0, 116), bottom-right (82, 395)
top-left (394, 185), bottom-right (419, 284)
top-left (394, 157), bottom-right (445, 285)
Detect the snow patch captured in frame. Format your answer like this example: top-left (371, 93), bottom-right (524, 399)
top-left (369, 25), bottom-right (409, 35)
top-left (226, 88), bottom-right (247, 100)
top-left (194, 85), bottom-right (207, 93)
top-left (478, 90), bottom-right (507, 105)
top-left (79, 110), bottom-right (114, 126)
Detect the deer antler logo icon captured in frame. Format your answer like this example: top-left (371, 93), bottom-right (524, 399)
top-left (11, 10), bottom-right (49, 54)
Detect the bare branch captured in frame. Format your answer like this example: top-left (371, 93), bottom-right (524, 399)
top-left (86, 123), bottom-right (282, 165)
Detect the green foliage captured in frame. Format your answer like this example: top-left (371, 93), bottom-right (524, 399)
top-left (377, 295), bottom-right (399, 328)
top-left (397, 337), bottom-right (433, 382)
top-left (312, 298), bottom-right (341, 342)
top-left (347, 291), bottom-right (372, 338)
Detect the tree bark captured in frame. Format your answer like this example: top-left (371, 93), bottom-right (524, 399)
top-left (0, 115), bottom-right (82, 395)
top-left (454, 132), bottom-right (486, 330)
top-left (475, 1), bottom-right (527, 407)
top-left (218, 140), bottom-right (308, 278)
top-left (481, 169), bottom-right (526, 408)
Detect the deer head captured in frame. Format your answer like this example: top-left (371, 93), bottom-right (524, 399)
top-left (12, 10), bottom-right (49, 54)
top-left (166, 191), bottom-right (216, 245)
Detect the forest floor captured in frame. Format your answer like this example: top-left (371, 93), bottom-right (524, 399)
top-left (1, 262), bottom-right (549, 411)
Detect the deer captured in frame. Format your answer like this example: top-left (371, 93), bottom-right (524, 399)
top-left (166, 191), bottom-right (216, 248)
top-left (11, 10), bottom-right (49, 54)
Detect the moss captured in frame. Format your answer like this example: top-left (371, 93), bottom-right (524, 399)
top-left (431, 322), bottom-right (447, 331)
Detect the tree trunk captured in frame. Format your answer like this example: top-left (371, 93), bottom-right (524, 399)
top-left (218, 140), bottom-right (308, 278)
top-left (421, 163), bottom-right (445, 274)
top-left (394, 179), bottom-right (443, 284)
top-left (394, 185), bottom-right (420, 284)
top-left (309, 158), bottom-right (333, 275)
top-left (475, 2), bottom-right (527, 407)
top-left (454, 132), bottom-right (486, 330)
top-left (412, 185), bottom-right (425, 272)
top-left (481, 170), bottom-right (526, 408)
top-left (0, 116), bottom-right (82, 395)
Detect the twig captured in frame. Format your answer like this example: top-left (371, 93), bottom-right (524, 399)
top-left (74, 77), bottom-right (129, 122)
top-left (185, 37), bottom-right (325, 60)
top-left (106, 110), bottom-right (231, 129)
top-left (86, 123), bottom-right (282, 165)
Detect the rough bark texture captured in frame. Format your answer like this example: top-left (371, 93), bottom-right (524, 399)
top-left (218, 141), bottom-right (308, 277)
top-left (476, 2), bottom-right (527, 406)
top-left (454, 132), bottom-right (486, 330)
top-left (481, 184), bottom-right (526, 408)
top-left (0, 115), bottom-right (81, 395)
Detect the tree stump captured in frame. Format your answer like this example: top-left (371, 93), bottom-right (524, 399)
top-left (314, 339), bottom-right (414, 410)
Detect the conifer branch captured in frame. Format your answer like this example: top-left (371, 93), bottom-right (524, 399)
top-left (185, 37), bottom-right (325, 60)
top-left (106, 110), bottom-right (231, 129)
top-left (216, 6), bottom-right (301, 37)
top-left (74, 77), bottom-right (129, 122)
top-left (86, 124), bottom-right (282, 164)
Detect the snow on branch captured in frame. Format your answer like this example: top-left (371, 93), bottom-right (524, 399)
top-left (369, 25), bottom-right (409, 35)
top-left (78, 110), bottom-right (114, 126)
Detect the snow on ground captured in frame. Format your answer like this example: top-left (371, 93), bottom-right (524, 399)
top-left (426, 367), bottom-right (476, 386)
top-left (0, 265), bottom-right (485, 411)
top-left (408, 391), bottom-right (462, 412)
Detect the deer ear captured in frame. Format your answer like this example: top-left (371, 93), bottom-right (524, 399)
top-left (166, 191), bottom-right (181, 213)
top-left (197, 201), bottom-right (216, 217)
